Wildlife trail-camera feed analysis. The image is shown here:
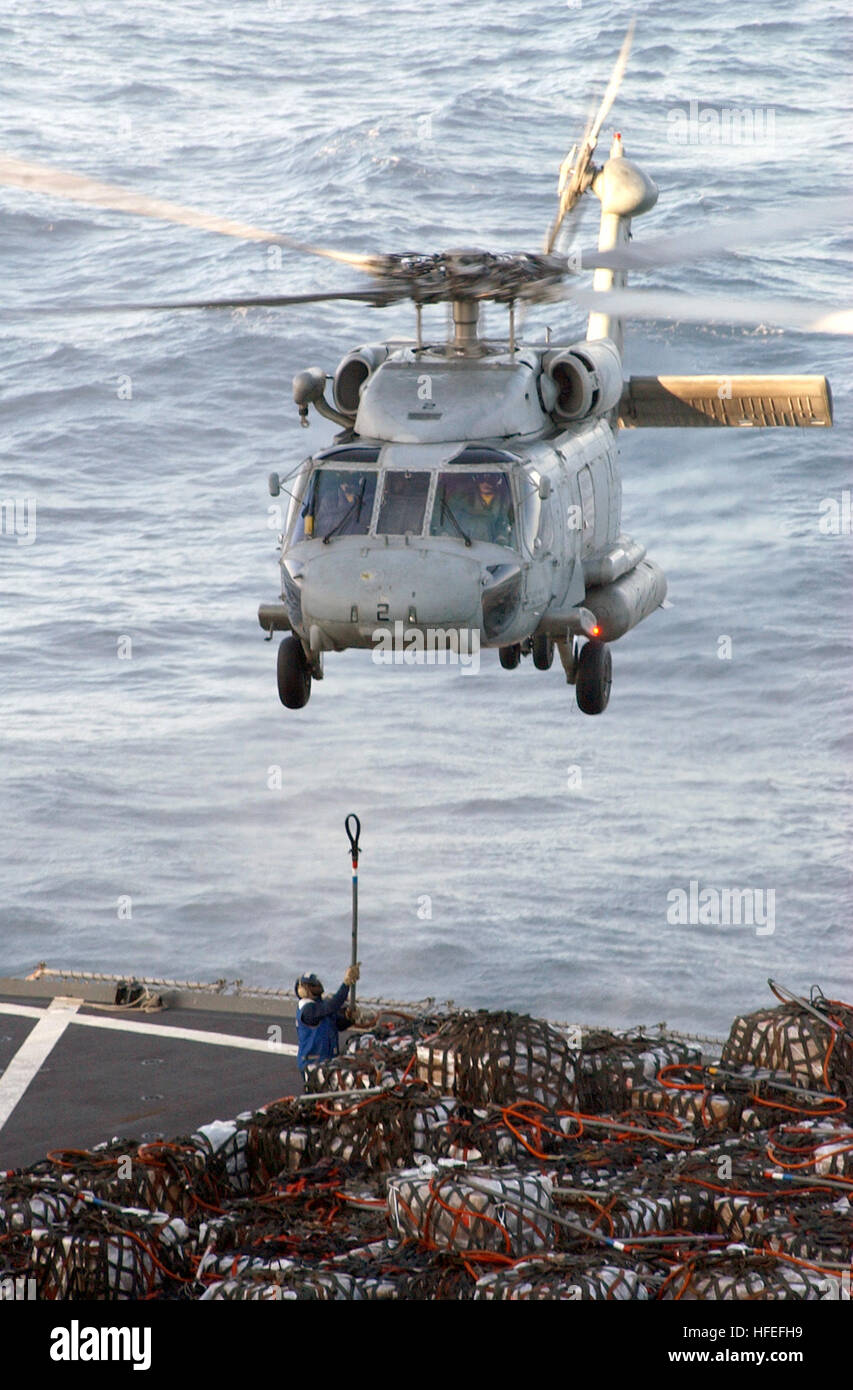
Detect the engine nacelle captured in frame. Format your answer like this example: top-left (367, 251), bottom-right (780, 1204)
top-left (333, 344), bottom-right (391, 417)
top-left (542, 338), bottom-right (623, 423)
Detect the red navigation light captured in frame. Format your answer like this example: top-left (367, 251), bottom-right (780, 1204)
top-left (590, 625), bottom-right (601, 637)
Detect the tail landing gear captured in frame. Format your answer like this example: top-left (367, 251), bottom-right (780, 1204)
top-left (277, 636), bottom-right (312, 708)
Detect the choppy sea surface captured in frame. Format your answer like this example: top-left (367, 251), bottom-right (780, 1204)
top-left (1, 0), bottom-right (851, 1034)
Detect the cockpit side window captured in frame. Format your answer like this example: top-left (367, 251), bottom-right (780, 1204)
top-left (286, 463), bottom-right (313, 542)
top-left (295, 468), bottom-right (378, 541)
top-left (430, 471), bottom-right (514, 547)
top-left (376, 471), bottom-right (432, 536)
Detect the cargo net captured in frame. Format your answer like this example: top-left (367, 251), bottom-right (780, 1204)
top-left (416, 1012), bottom-right (577, 1111)
top-left (202, 1267), bottom-right (358, 1300)
top-left (202, 1241), bottom-right (478, 1301)
top-left (195, 1160), bottom-right (388, 1283)
top-left (660, 1140), bottom-right (845, 1242)
top-left (633, 1057), bottom-right (849, 1137)
top-left (330, 1239), bottom-right (477, 1300)
top-left (8, 991), bottom-right (853, 1300)
top-left (474, 1251), bottom-right (653, 1300)
top-left (661, 1250), bottom-right (847, 1301)
top-left (253, 1089), bottom-right (457, 1176)
top-left (0, 1174), bottom-right (77, 1278)
top-left (308, 1011), bottom-right (445, 1093)
top-left (32, 1140), bottom-right (224, 1221)
top-left (747, 1206), bottom-right (853, 1267)
top-left (574, 1032), bottom-right (702, 1114)
top-left (388, 1167), bottom-right (554, 1259)
top-left (31, 1209), bottom-right (193, 1300)
top-left (721, 995), bottom-right (853, 1096)
top-left (553, 1185), bottom-right (678, 1249)
top-left (765, 1120), bottom-right (853, 1180)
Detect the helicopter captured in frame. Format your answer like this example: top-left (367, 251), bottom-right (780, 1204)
top-left (1, 25), bottom-right (841, 715)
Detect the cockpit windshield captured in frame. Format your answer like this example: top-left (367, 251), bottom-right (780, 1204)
top-left (376, 471), bottom-right (431, 535)
top-left (296, 468), bottom-right (378, 541)
top-left (430, 471), bottom-right (515, 547)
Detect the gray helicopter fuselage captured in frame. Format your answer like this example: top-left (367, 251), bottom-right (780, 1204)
top-left (274, 341), bottom-right (665, 660)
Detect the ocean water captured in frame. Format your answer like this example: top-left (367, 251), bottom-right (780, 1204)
top-left (1, 0), bottom-right (851, 1035)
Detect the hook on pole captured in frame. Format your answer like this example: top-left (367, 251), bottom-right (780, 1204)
top-left (345, 812), bottom-right (361, 868)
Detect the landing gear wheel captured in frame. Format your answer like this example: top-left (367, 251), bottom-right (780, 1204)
top-left (575, 639), bottom-right (612, 715)
top-left (532, 635), bottom-right (554, 671)
top-left (277, 635), bottom-right (312, 708)
top-left (499, 644), bottom-right (521, 670)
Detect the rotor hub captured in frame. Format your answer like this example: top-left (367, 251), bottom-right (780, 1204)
top-left (368, 248), bottom-right (569, 305)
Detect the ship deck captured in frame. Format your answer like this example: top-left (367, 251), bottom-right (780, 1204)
top-left (0, 975), bottom-right (301, 1170)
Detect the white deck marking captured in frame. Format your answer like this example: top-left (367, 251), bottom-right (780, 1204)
top-left (0, 1000), bottom-right (297, 1056)
top-left (0, 997), bottom-right (81, 1134)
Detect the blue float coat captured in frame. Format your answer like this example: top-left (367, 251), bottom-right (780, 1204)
top-left (296, 983), bottom-right (350, 1070)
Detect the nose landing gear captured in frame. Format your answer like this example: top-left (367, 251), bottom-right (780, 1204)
top-left (277, 635), bottom-right (313, 708)
top-left (499, 643), bottom-right (522, 669)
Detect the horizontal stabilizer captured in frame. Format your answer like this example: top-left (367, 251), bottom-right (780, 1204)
top-left (618, 375), bottom-right (832, 428)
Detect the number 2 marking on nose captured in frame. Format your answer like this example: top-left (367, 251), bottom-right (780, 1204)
top-left (376, 603), bottom-right (390, 621)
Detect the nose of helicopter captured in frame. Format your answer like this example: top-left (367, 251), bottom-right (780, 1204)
top-left (299, 543), bottom-right (485, 645)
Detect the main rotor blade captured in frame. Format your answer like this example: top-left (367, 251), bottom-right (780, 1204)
top-left (561, 284), bottom-right (853, 334)
top-left (7, 286), bottom-right (407, 315)
top-left (544, 19), bottom-right (634, 254)
top-left (589, 196), bottom-right (853, 272)
top-left (586, 17), bottom-right (635, 149)
top-left (0, 153), bottom-right (382, 273)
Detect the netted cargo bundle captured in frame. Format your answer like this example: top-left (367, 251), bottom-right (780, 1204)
top-left (253, 1097), bottom-right (324, 1177)
top-left (32, 1210), bottom-right (193, 1300)
top-left (332, 1025), bottom-right (423, 1082)
top-left (315, 1090), bottom-right (457, 1173)
top-left (388, 1166), bottom-right (554, 1257)
top-left (0, 1178), bottom-right (76, 1236)
top-left (195, 1168), bottom-right (388, 1279)
top-left (661, 1249), bottom-right (845, 1300)
top-left (474, 1251), bottom-right (652, 1300)
top-left (331, 1239), bottom-right (476, 1300)
top-left (553, 1188), bottom-right (675, 1248)
top-left (415, 1011), bottom-right (577, 1111)
top-left (721, 996), bottom-right (853, 1094)
top-left (666, 1143), bottom-right (832, 1241)
top-left (38, 1140), bottom-right (220, 1222)
top-left (202, 1267), bottom-right (357, 1300)
top-left (712, 1194), bottom-right (776, 1242)
top-left (765, 1120), bottom-right (853, 1179)
top-left (253, 1090), bottom-right (450, 1176)
top-left (0, 1177), bottom-right (77, 1281)
top-left (631, 1084), bottom-right (734, 1133)
top-left (307, 1054), bottom-right (391, 1092)
top-left (418, 1105), bottom-right (535, 1166)
top-left (575, 1033), bottom-right (701, 1114)
top-left (349, 1010), bottom-right (446, 1048)
top-left (748, 1207), bottom-right (853, 1267)
top-left (191, 1120), bottom-right (262, 1196)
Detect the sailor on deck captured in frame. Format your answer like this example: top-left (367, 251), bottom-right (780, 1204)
top-left (295, 964), bottom-right (360, 1088)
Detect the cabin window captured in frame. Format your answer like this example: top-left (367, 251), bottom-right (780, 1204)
top-left (298, 468), bottom-right (378, 540)
top-left (376, 471), bottom-right (432, 535)
top-left (430, 472), bottom-right (514, 546)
